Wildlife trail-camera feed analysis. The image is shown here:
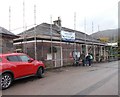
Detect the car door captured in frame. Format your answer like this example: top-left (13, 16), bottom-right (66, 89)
top-left (6, 55), bottom-right (28, 78)
top-left (18, 55), bottom-right (35, 76)
top-left (6, 55), bottom-right (34, 78)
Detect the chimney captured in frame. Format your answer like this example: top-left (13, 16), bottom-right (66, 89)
top-left (53, 17), bottom-right (61, 27)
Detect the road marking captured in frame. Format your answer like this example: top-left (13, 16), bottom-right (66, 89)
top-left (75, 71), bottom-right (118, 95)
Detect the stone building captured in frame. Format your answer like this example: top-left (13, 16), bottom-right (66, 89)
top-left (14, 18), bottom-right (110, 68)
top-left (0, 27), bottom-right (19, 53)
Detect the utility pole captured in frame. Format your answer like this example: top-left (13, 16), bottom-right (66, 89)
top-left (92, 21), bottom-right (96, 61)
top-left (59, 17), bottom-right (63, 67)
top-left (73, 12), bottom-right (78, 65)
top-left (23, 1), bottom-right (26, 53)
top-left (9, 6), bottom-right (11, 31)
top-left (50, 16), bottom-right (53, 66)
top-left (34, 4), bottom-right (37, 60)
top-left (74, 12), bottom-right (76, 53)
top-left (84, 17), bottom-right (87, 55)
top-left (84, 18), bottom-right (86, 44)
top-left (92, 22), bottom-right (93, 40)
top-left (92, 21), bottom-right (94, 47)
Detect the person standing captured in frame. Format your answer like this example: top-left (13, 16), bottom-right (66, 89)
top-left (86, 53), bottom-right (93, 66)
top-left (89, 53), bottom-right (93, 66)
top-left (85, 53), bottom-right (89, 66)
top-left (80, 51), bottom-right (86, 66)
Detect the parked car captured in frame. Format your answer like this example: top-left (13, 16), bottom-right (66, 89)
top-left (0, 53), bottom-right (45, 90)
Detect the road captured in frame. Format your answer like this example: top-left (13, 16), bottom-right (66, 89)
top-left (1, 61), bottom-right (119, 95)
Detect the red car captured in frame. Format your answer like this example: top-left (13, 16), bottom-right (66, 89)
top-left (0, 53), bottom-right (45, 90)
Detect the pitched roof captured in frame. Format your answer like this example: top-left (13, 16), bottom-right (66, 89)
top-left (0, 26), bottom-right (19, 38)
top-left (17, 23), bottom-right (103, 44)
top-left (0, 27), bottom-right (14, 35)
top-left (18, 23), bottom-right (60, 37)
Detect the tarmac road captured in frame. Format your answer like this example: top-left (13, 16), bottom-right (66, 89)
top-left (1, 61), bottom-right (119, 95)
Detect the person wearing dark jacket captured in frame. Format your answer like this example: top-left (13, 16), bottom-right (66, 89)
top-left (86, 53), bottom-right (93, 66)
top-left (80, 52), bottom-right (86, 66)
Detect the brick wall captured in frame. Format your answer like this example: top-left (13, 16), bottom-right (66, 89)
top-left (15, 41), bottom-right (77, 68)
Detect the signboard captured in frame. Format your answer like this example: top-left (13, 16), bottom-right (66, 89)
top-left (61, 31), bottom-right (75, 41)
top-left (47, 53), bottom-right (52, 60)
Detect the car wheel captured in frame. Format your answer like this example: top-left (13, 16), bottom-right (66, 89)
top-left (36, 67), bottom-right (44, 78)
top-left (0, 73), bottom-right (12, 90)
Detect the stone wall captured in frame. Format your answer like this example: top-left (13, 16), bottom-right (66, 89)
top-left (0, 37), bottom-right (14, 53)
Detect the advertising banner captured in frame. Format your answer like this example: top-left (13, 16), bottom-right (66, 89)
top-left (61, 31), bottom-right (75, 41)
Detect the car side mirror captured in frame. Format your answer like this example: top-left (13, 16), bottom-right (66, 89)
top-left (28, 59), bottom-right (34, 63)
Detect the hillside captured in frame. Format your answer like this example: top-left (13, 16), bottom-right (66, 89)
top-left (91, 29), bottom-right (118, 42)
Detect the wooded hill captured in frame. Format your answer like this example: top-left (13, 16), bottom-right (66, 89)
top-left (90, 29), bottom-right (118, 43)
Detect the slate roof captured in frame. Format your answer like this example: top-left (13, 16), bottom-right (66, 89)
top-left (0, 26), bottom-right (19, 38)
top-left (18, 23), bottom-right (60, 37)
top-left (17, 23), bottom-right (105, 45)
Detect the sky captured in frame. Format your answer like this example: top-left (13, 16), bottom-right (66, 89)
top-left (0, 0), bottom-right (119, 35)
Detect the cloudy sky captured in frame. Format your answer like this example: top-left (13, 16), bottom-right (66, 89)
top-left (0, 0), bottom-right (119, 35)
